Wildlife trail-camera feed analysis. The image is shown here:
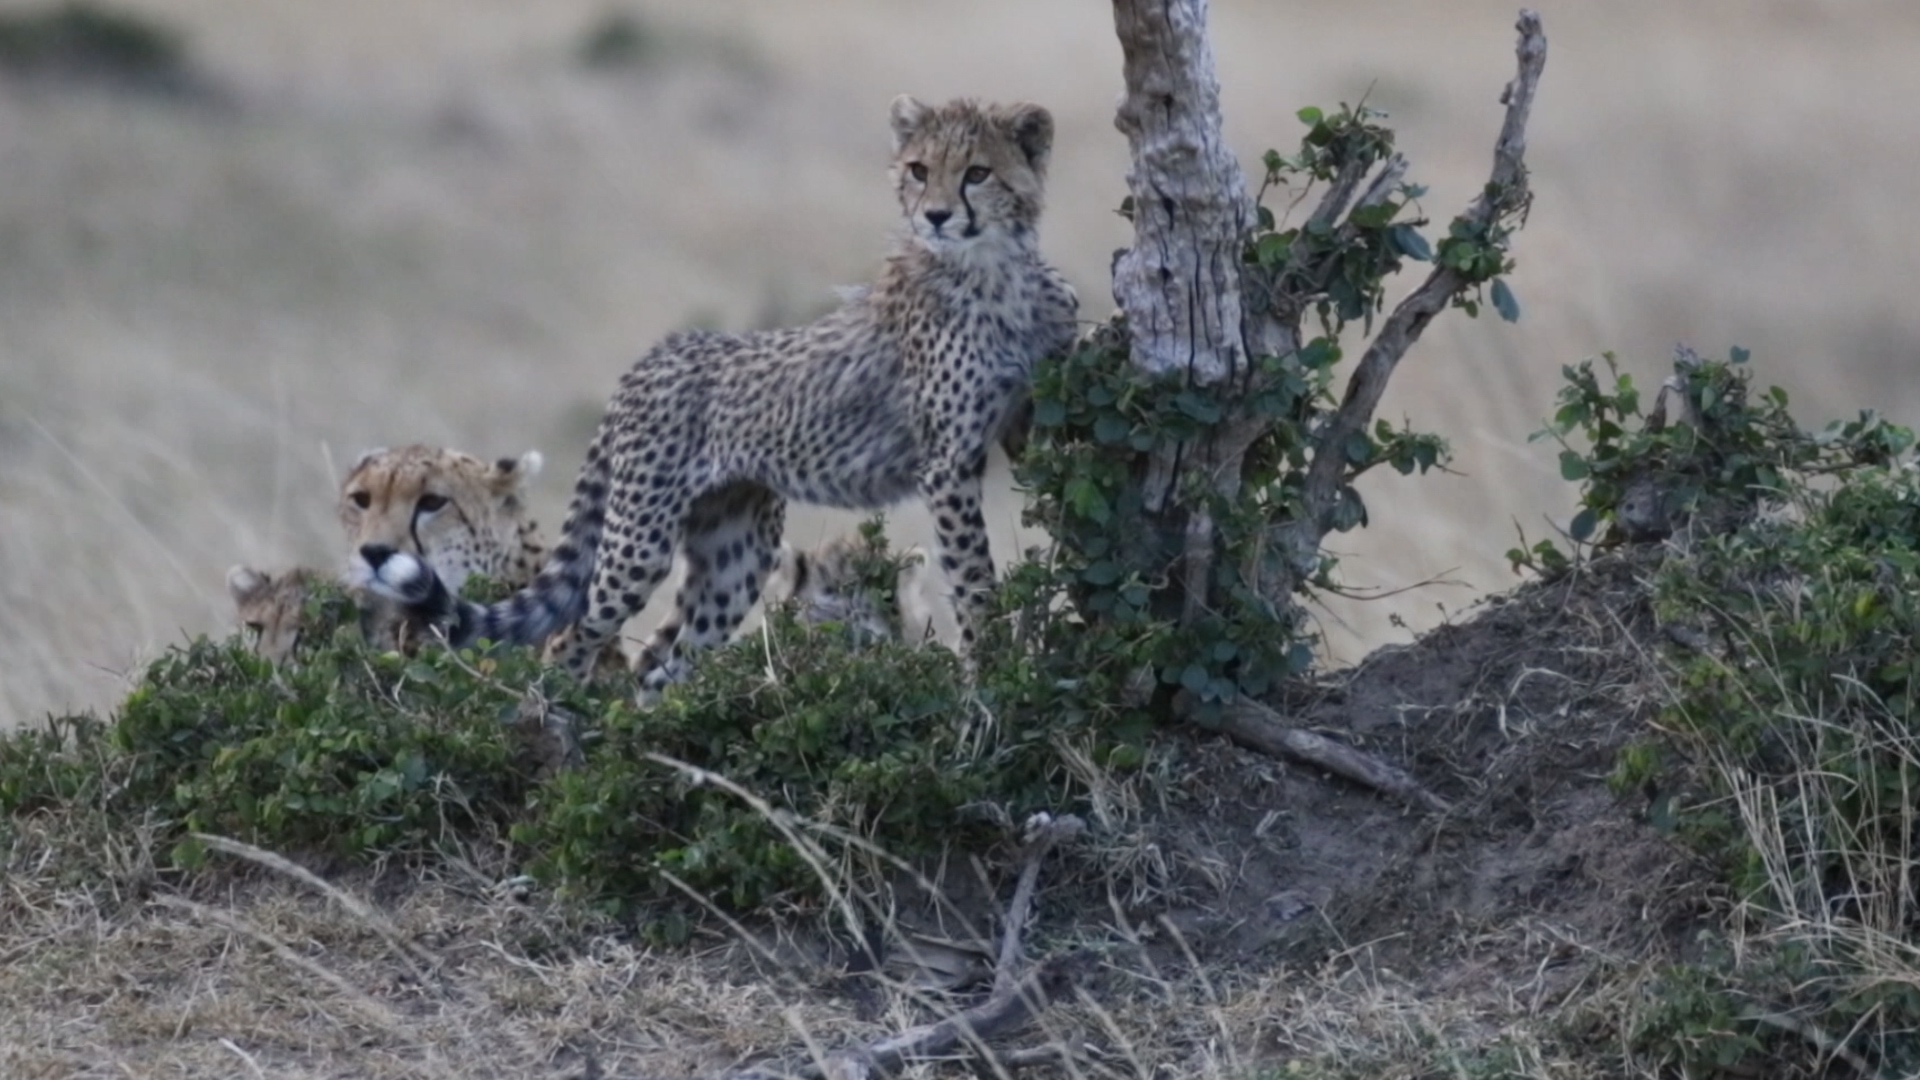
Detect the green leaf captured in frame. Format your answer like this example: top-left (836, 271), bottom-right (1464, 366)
top-left (1254, 232), bottom-right (1293, 268)
top-left (1296, 105), bottom-right (1324, 126)
top-left (1174, 392), bottom-right (1222, 424)
top-left (1067, 478), bottom-right (1112, 525)
top-left (1343, 431), bottom-right (1374, 464)
top-left (1329, 486), bottom-right (1368, 531)
top-left (1559, 451), bottom-right (1590, 481)
top-left (1081, 561), bottom-right (1123, 586)
top-left (1388, 223), bottom-right (1432, 261)
top-left (1093, 414), bottom-right (1131, 445)
top-left (1032, 399), bottom-right (1066, 427)
top-left (1288, 642), bottom-right (1316, 673)
top-left (1349, 202), bottom-right (1396, 229)
top-left (1729, 345), bottom-right (1750, 365)
top-left (1569, 507), bottom-right (1597, 542)
top-left (1489, 278), bottom-right (1521, 323)
top-left (1180, 664), bottom-right (1212, 693)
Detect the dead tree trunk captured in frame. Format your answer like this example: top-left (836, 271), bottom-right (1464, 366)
top-left (1095, 4), bottom-right (1546, 781)
top-left (1106, 0), bottom-right (1547, 655)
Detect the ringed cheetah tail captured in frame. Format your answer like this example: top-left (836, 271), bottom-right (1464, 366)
top-left (351, 437), bottom-right (615, 649)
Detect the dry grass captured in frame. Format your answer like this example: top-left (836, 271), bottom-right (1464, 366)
top-left (4, 1), bottom-right (1919, 730)
top-left (0, 780), bottom-right (1651, 1080)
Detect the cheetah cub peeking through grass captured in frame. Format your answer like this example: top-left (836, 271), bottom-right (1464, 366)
top-left (769, 535), bottom-right (941, 647)
top-left (228, 445), bottom-right (548, 662)
top-left (356, 96), bottom-right (1078, 698)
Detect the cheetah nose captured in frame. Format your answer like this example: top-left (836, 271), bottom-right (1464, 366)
top-left (924, 209), bottom-right (952, 229)
top-left (360, 544), bottom-right (396, 569)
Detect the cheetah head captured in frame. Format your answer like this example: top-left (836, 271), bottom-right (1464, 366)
top-left (889, 96), bottom-right (1053, 255)
top-left (338, 444), bottom-right (542, 594)
top-left (227, 565), bottom-right (318, 663)
top-left (769, 537), bottom-right (937, 646)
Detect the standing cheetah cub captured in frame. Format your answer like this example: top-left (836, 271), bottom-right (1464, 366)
top-left (356, 96), bottom-right (1077, 697)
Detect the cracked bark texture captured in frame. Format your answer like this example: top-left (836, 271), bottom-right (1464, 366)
top-left (1110, 0), bottom-right (1255, 389)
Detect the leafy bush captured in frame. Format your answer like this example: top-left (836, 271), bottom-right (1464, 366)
top-left (1539, 348), bottom-right (1920, 1075)
top-left (1015, 104), bottom-right (1457, 727)
top-left (576, 9), bottom-right (655, 70)
top-left (2, 552), bottom-right (1087, 918)
top-left (1519, 347), bottom-right (1911, 565)
top-left (0, 2), bottom-right (190, 89)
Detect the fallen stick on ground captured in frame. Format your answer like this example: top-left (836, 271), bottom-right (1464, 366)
top-left (1198, 694), bottom-right (1453, 813)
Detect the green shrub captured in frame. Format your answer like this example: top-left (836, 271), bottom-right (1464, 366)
top-left (3, 547), bottom-right (1091, 917)
top-left (0, 2), bottom-right (189, 88)
top-left (521, 608), bottom-right (1038, 912)
top-left (1014, 104), bottom-right (1456, 729)
top-left (1540, 348), bottom-right (1920, 1075)
top-left (576, 9), bottom-right (655, 70)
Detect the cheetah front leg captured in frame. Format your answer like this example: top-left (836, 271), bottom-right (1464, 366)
top-left (919, 454), bottom-right (996, 663)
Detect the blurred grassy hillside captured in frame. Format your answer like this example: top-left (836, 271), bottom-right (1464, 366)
top-left (3, 0), bottom-right (1916, 729)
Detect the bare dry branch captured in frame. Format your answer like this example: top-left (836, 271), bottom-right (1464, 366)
top-left (995, 813), bottom-right (1086, 994)
top-left (710, 814), bottom-right (1089, 1080)
top-left (192, 832), bottom-right (439, 985)
top-left (1305, 154), bottom-right (1374, 233)
top-left (1200, 695), bottom-right (1453, 813)
top-left (151, 894), bottom-right (411, 1036)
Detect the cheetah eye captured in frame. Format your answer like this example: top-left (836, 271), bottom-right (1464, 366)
top-left (963, 165), bottom-right (991, 185)
top-left (417, 493), bottom-right (450, 513)
top-left (907, 162), bottom-right (928, 183)
top-left (349, 491), bottom-right (371, 509)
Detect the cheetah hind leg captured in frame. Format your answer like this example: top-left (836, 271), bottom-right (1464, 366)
top-left (546, 483), bottom-right (681, 684)
top-left (921, 468), bottom-right (996, 668)
top-left (633, 482), bottom-right (785, 704)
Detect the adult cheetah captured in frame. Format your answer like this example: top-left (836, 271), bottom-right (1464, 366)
top-left (356, 96), bottom-right (1078, 697)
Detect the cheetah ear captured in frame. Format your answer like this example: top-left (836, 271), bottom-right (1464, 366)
top-left (348, 447), bottom-right (387, 478)
top-left (227, 564), bottom-right (269, 603)
top-left (999, 102), bottom-right (1053, 174)
top-left (491, 449), bottom-right (543, 493)
top-left (889, 94), bottom-right (931, 152)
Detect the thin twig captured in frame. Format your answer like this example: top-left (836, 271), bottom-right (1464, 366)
top-left (995, 814), bottom-right (1087, 994)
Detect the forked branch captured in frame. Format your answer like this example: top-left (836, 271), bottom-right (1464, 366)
top-left (1292, 10), bottom-right (1547, 543)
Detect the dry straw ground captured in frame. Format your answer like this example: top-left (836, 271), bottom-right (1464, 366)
top-left (4, 0), bottom-right (1919, 730)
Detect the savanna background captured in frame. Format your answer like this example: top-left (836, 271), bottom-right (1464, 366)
top-left (4, 0), bottom-right (1916, 732)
